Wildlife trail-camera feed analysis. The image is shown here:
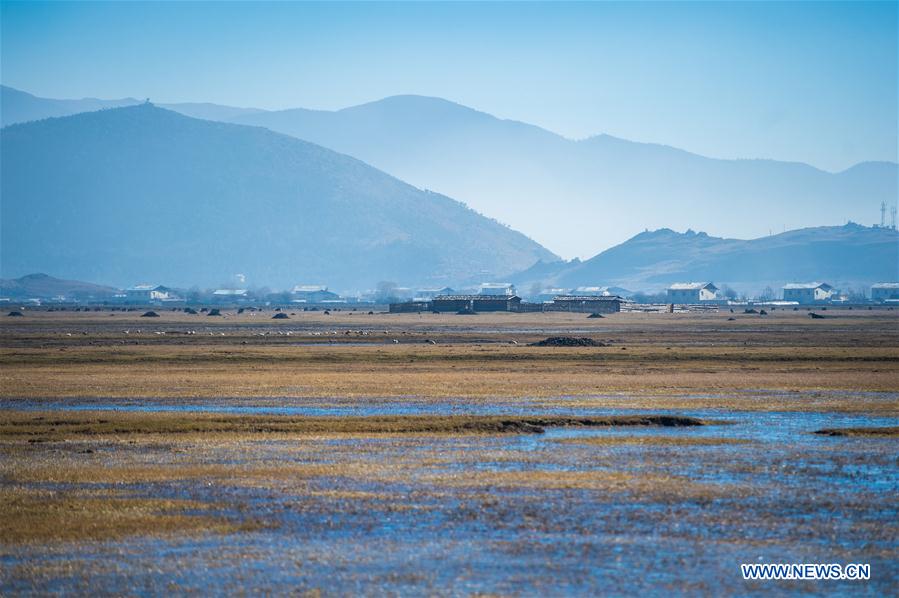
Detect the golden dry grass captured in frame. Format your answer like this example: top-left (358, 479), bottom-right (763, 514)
top-left (2, 311), bottom-right (897, 409)
top-left (0, 487), bottom-right (248, 544)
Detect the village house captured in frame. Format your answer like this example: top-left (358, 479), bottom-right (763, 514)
top-left (572, 286), bottom-right (613, 296)
top-left (412, 287), bottom-right (455, 302)
top-left (211, 288), bottom-right (249, 303)
top-left (479, 282), bottom-right (516, 296)
top-left (667, 282), bottom-right (718, 303)
top-left (870, 283), bottom-right (899, 302)
top-left (125, 285), bottom-right (177, 303)
top-left (545, 295), bottom-right (623, 314)
top-left (531, 288), bottom-right (568, 302)
top-left (782, 282), bottom-right (834, 304)
top-left (291, 285), bottom-right (340, 303)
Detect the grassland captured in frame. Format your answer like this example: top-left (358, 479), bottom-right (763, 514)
top-left (1, 308), bottom-right (897, 593)
top-left (2, 310), bottom-right (898, 413)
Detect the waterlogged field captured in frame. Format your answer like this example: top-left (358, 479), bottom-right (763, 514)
top-left (1, 309), bottom-right (897, 594)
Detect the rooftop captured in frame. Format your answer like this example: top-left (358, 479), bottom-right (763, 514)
top-left (783, 282), bottom-right (832, 290)
top-left (552, 295), bottom-right (623, 301)
top-left (434, 295), bottom-right (521, 301)
top-left (668, 282), bottom-right (716, 291)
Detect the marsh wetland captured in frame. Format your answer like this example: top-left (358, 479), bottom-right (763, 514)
top-left (1, 309), bottom-right (897, 594)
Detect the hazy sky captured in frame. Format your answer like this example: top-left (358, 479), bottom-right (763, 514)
top-left (2, 1), bottom-right (896, 172)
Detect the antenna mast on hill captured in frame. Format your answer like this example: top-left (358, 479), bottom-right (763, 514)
top-left (891, 205), bottom-right (897, 230)
top-left (880, 201), bottom-right (887, 227)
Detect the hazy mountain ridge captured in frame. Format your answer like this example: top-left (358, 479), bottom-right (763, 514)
top-left (231, 95), bottom-right (898, 258)
top-left (0, 104), bottom-right (555, 290)
top-left (0, 86), bottom-right (142, 127)
top-left (1, 85), bottom-right (263, 127)
top-left (0, 273), bottom-right (119, 299)
top-left (510, 223), bottom-right (899, 291)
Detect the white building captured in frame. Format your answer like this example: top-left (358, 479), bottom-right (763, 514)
top-left (572, 286), bottom-right (613, 296)
top-left (125, 285), bottom-right (175, 302)
top-left (871, 283), bottom-right (899, 302)
top-left (212, 289), bottom-right (249, 302)
top-left (479, 282), bottom-right (515, 296)
top-left (782, 282), bottom-right (834, 304)
top-left (667, 282), bottom-right (718, 303)
top-left (412, 287), bottom-right (455, 302)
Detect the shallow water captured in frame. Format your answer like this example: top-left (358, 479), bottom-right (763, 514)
top-left (2, 395), bottom-right (897, 594)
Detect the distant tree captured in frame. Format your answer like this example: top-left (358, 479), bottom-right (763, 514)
top-left (375, 281), bottom-right (399, 303)
top-left (759, 286), bottom-right (775, 301)
top-left (846, 287), bottom-right (868, 302)
top-left (529, 282), bottom-right (544, 298)
top-left (186, 287), bottom-right (203, 304)
top-left (721, 286), bottom-right (738, 300)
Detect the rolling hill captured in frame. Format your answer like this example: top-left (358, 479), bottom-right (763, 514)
top-left (0, 105), bottom-right (555, 290)
top-left (0, 85), bottom-right (142, 128)
top-left (0, 273), bottom-right (119, 300)
top-left (231, 95), bottom-right (899, 258)
top-left (1, 85), bottom-right (263, 127)
top-left (509, 223), bottom-right (899, 292)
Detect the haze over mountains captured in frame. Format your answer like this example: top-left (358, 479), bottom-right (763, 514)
top-left (230, 96), bottom-right (898, 258)
top-left (2, 86), bottom-right (896, 291)
top-left (0, 86), bottom-right (263, 129)
top-left (4, 86), bottom-right (896, 260)
top-left (510, 223), bottom-right (899, 292)
top-left (1, 104), bottom-right (554, 289)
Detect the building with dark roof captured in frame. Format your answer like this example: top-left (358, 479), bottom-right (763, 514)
top-left (432, 294), bottom-right (521, 312)
top-left (545, 295), bottom-right (623, 313)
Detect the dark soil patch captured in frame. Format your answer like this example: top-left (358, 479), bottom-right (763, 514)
top-left (814, 426), bottom-right (899, 438)
top-left (530, 336), bottom-right (606, 347)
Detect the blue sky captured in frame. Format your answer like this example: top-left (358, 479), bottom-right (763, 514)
top-left (2, 1), bottom-right (896, 172)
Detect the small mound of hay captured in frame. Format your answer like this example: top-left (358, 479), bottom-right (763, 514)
top-left (183, 307), bottom-right (198, 314)
top-left (271, 312), bottom-right (289, 319)
top-left (587, 313), bottom-right (604, 318)
top-left (530, 336), bottom-right (605, 347)
top-left (7, 311), bottom-right (24, 317)
top-left (207, 308), bottom-right (222, 316)
top-left (140, 311), bottom-right (160, 318)
top-left (808, 312), bottom-right (825, 319)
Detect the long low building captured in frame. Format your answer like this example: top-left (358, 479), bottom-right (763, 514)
top-left (432, 295), bottom-right (522, 312)
top-left (389, 295), bottom-right (522, 313)
top-left (544, 295), bottom-right (623, 313)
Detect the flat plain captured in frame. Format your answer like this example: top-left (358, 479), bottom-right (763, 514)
top-left (1, 308), bottom-right (897, 593)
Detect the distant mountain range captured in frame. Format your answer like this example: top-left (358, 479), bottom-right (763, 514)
top-left (0, 273), bottom-right (119, 300)
top-left (228, 96), bottom-right (898, 258)
top-left (0, 104), bottom-right (554, 289)
top-left (5, 86), bottom-right (896, 260)
top-left (510, 223), bottom-right (899, 291)
top-left (0, 86), bottom-right (263, 127)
